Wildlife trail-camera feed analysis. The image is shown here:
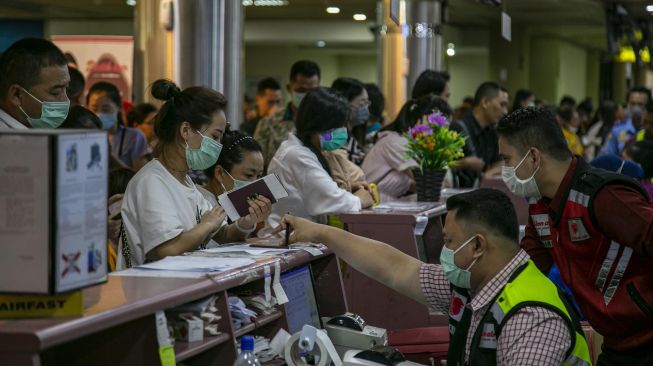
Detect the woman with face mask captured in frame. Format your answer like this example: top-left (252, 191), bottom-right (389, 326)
top-left (87, 82), bottom-right (150, 170)
top-left (362, 95), bottom-right (453, 201)
top-left (200, 130), bottom-right (265, 202)
top-left (117, 79), bottom-right (271, 269)
top-left (331, 77), bottom-right (371, 165)
top-left (267, 87), bottom-right (374, 227)
top-left (199, 129), bottom-right (271, 240)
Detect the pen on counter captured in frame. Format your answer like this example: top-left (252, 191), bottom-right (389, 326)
top-left (285, 211), bottom-right (292, 246)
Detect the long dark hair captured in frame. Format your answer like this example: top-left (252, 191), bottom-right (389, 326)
top-left (204, 129), bottom-right (262, 177)
top-left (382, 95), bottom-right (452, 136)
top-left (150, 79), bottom-right (227, 155)
top-left (295, 87), bottom-right (349, 175)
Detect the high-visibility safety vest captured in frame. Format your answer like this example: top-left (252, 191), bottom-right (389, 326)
top-left (447, 260), bottom-right (592, 366)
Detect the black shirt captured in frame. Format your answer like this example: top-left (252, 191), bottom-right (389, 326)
top-left (450, 113), bottom-right (500, 188)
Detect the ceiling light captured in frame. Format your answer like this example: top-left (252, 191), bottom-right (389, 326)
top-left (353, 13), bottom-right (367, 21)
top-left (326, 6), bottom-right (340, 14)
top-left (446, 43), bottom-right (455, 56)
top-left (126, 0), bottom-right (136, 5)
top-left (647, 5), bottom-right (653, 12)
top-left (242, 0), bottom-right (289, 6)
top-left (316, 40), bottom-right (326, 47)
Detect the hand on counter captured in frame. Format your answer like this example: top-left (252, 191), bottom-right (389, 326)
top-left (354, 187), bottom-right (374, 208)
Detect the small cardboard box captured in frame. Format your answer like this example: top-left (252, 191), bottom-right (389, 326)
top-left (171, 313), bottom-right (204, 343)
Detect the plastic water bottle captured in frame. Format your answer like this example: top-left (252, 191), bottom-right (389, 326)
top-left (233, 335), bottom-right (261, 366)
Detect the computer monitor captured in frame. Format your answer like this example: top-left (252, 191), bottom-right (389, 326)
top-left (280, 265), bottom-right (321, 334)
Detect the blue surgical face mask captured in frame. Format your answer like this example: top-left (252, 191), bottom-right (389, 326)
top-left (185, 130), bottom-right (223, 170)
top-left (439, 235), bottom-right (479, 289)
top-left (351, 105), bottom-right (370, 127)
top-left (98, 112), bottom-right (117, 130)
top-left (320, 127), bottom-right (348, 151)
top-left (225, 170), bottom-right (250, 190)
top-left (18, 87), bottom-right (69, 129)
top-left (292, 91), bottom-right (307, 108)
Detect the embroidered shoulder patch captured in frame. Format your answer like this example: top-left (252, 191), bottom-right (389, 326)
top-left (568, 217), bottom-right (591, 242)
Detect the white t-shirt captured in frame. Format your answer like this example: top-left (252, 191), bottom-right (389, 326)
top-left (117, 160), bottom-right (223, 269)
top-left (267, 134), bottom-right (361, 227)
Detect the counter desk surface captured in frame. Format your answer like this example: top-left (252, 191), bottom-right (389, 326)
top-left (0, 248), bottom-right (346, 366)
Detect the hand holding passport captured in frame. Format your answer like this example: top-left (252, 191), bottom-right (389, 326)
top-left (218, 174), bottom-right (288, 222)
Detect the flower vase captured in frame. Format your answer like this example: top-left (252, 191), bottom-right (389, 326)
top-left (413, 168), bottom-right (446, 202)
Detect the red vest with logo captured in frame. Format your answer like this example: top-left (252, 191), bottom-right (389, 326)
top-left (528, 158), bottom-right (653, 351)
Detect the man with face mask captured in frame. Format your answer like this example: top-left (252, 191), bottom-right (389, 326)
top-left (254, 60), bottom-right (320, 171)
top-left (0, 38), bottom-right (70, 129)
top-left (600, 86), bottom-right (651, 157)
top-left (275, 189), bottom-right (590, 366)
top-left (497, 107), bottom-right (653, 365)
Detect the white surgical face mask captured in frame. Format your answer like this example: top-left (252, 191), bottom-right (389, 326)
top-left (501, 150), bottom-right (541, 199)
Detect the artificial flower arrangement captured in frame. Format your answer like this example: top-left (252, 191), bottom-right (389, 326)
top-left (404, 112), bottom-right (466, 172)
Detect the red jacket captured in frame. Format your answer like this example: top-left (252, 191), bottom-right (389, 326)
top-left (524, 157), bottom-right (653, 351)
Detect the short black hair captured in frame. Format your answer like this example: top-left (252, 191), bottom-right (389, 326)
top-left (630, 140), bottom-right (653, 179)
top-left (204, 129), bottom-right (262, 178)
top-left (365, 83), bottom-right (385, 120)
top-left (411, 70), bottom-right (450, 99)
top-left (290, 60), bottom-right (320, 82)
top-left (331, 77), bottom-right (365, 102)
top-left (60, 105), bottom-right (102, 129)
top-left (559, 95), bottom-right (577, 108)
top-left (87, 81), bottom-right (122, 108)
top-left (626, 86), bottom-right (652, 103)
top-left (496, 107), bottom-right (572, 161)
top-left (473, 81), bottom-right (501, 107)
top-left (67, 67), bottom-right (85, 101)
top-left (446, 188), bottom-right (519, 243)
top-left (257, 77), bottom-right (281, 95)
top-left (127, 103), bottom-right (157, 126)
top-left (0, 38), bottom-right (67, 99)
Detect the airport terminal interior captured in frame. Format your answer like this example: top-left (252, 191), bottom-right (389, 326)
top-left (1, 0), bottom-right (653, 365)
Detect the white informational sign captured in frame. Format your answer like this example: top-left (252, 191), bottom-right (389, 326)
top-left (52, 36), bottom-right (134, 102)
top-left (55, 132), bottom-right (109, 292)
top-left (501, 12), bottom-right (511, 42)
top-left (0, 134), bottom-right (50, 293)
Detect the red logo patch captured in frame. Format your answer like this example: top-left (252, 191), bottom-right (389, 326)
top-left (451, 296), bottom-right (464, 316)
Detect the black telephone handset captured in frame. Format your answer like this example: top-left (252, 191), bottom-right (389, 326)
top-left (326, 312), bottom-right (366, 331)
top-left (353, 346), bottom-right (407, 366)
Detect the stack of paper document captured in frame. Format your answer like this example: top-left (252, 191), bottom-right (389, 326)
top-left (199, 244), bottom-right (299, 256)
top-left (137, 256), bottom-right (255, 272)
